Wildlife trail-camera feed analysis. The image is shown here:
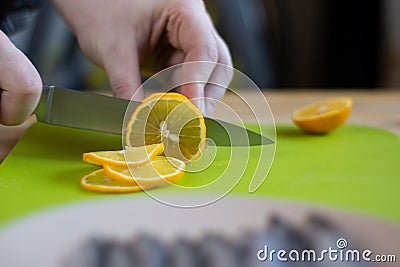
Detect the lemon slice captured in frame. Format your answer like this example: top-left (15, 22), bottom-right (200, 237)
top-left (81, 169), bottom-right (146, 193)
top-left (103, 156), bottom-right (185, 187)
top-left (292, 97), bottom-right (353, 134)
top-left (126, 92), bottom-right (206, 162)
top-left (82, 143), bottom-right (164, 167)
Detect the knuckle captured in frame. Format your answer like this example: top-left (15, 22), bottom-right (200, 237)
top-left (23, 84), bottom-right (42, 96)
top-left (220, 66), bottom-right (234, 85)
top-left (196, 44), bottom-right (219, 62)
top-left (9, 74), bottom-right (42, 96)
top-left (111, 81), bottom-right (138, 100)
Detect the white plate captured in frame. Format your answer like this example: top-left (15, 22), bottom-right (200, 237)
top-left (0, 195), bottom-right (398, 267)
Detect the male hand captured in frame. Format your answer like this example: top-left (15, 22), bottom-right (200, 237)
top-left (0, 30), bottom-right (42, 125)
top-left (52, 0), bottom-right (232, 116)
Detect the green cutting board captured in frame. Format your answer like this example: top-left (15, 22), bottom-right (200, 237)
top-left (0, 122), bottom-right (399, 226)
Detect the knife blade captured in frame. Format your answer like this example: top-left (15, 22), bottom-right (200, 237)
top-left (33, 85), bottom-right (273, 146)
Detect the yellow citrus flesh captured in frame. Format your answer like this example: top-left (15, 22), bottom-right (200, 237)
top-left (103, 156), bottom-right (185, 187)
top-left (292, 97), bottom-right (353, 134)
top-left (80, 169), bottom-right (147, 193)
top-left (82, 143), bottom-right (164, 167)
top-left (126, 92), bottom-right (206, 162)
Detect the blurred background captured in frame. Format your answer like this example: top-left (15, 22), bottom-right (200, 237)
top-left (7, 0), bottom-right (400, 90)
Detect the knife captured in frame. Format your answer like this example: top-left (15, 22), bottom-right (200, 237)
top-left (31, 85), bottom-right (273, 146)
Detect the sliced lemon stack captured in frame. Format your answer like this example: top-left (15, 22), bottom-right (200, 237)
top-left (80, 92), bottom-right (205, 193)
top-left (81, 148), bottom-right (185, 193)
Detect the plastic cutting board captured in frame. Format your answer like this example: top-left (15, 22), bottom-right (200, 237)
top-left (0, 122), bottom-right (399, 226)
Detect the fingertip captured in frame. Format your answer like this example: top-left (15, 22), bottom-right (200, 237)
top-left (111, 82), bottom-right (144, 101)
top-left (194, 97), bottom-right (205, 115)
top-left (100, 40), bottom-right (144, 101)
top-left (106, 64), bottom-right (144, 101)
top-left (180, 83), bottom-right (205, 114)
top-left (204, 102), bottom-right (215, 117)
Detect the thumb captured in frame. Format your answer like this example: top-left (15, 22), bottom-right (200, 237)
top-left (0, 31), bottom-right (42, 125)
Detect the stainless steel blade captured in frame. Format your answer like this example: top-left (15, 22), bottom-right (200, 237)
top-left (35, 85), bottom-right (132, 135)
top-left (34, 86), bottom-right (274, 146)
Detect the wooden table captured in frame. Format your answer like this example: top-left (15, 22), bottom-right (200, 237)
top-left (225, 89), bottom-right (400, 135)
top-left (1, 90), bottom-right (399, 163)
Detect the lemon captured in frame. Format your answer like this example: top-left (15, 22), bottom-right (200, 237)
top-left (103, 156), bottom-right (185, 187)
top-left (292, 97), bottom-right (353, 134)
top-left (126, 92), bottom-right (206, 162)
top-left (80, 169), bottom-right (146, 193)
top-left (82, 143), bottom-right (164, 167)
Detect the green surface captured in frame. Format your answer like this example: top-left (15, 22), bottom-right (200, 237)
top-left (0, 122), bottom-right (399, 227)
